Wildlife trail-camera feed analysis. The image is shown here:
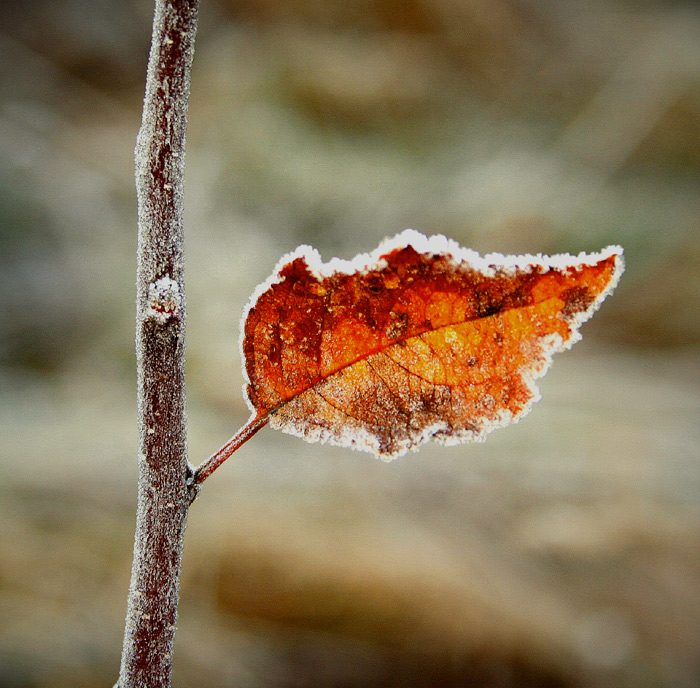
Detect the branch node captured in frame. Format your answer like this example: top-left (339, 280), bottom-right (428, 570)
top-left (185, 464), bottom-right (200, 504)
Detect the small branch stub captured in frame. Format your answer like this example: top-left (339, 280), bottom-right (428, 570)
top-left (146, 276), bottom-right (182, 324)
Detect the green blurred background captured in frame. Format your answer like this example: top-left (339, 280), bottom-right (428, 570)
top-left (1, 1), bottom-right (698, 686)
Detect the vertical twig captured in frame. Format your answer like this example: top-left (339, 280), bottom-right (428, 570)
top-left (118, 1), bottom-right (199, 687)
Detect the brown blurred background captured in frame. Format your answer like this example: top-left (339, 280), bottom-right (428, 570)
top-left (1, 1), bottom-right (699, 686)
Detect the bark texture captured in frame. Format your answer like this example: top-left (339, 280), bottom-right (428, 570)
top-left (118, 1), bottom-right (199, 686)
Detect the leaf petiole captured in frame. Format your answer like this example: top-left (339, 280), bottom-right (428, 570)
top-left (191, 413), bottom-right (269, 485)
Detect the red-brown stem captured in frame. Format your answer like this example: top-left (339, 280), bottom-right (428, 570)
top-left (118, 1), bottom-right (198, 687)
top-left (192, 414), bottom-right (270, 485)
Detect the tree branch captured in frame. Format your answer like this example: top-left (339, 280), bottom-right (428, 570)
top-left (118, 1), bottom-right (199, 687)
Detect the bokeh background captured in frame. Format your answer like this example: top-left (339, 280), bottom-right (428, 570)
top-left (1, 0), bottom-right (699, 686)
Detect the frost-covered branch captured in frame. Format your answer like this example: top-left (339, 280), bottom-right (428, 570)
top-left (118, 1), bottom-right (198, 687)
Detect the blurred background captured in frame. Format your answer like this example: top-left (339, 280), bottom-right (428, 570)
top-left (1, 0), bottom-right (699, 686)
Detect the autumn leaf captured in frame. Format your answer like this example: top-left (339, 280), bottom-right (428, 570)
top-left (192, 230), bottom-right (623, 483)
top-left (241, 229), bottom-right (623, 458)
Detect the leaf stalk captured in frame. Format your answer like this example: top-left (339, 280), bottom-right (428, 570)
top-left (192, 414), bottom-right (270, 486)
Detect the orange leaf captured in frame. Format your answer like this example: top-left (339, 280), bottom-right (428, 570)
top-left (241, 230), bottom-right (623, 459)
